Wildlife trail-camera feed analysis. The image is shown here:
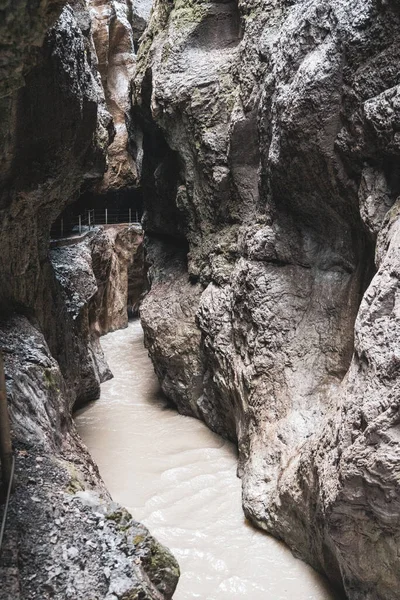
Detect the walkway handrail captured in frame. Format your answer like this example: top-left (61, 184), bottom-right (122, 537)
top-left (0, 351), bottom-right (12, 493)
top-left (51, 208), bottom-right (142, 239)
top-left (0, 452), bottom-right (15, 554)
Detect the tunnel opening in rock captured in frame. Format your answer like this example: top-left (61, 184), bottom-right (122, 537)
top-left (50, 187), bottom-right (143, 238)
top-left (3, 0), bottom-right (400, 597)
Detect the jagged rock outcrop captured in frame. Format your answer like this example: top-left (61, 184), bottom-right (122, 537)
top-left (88, 0), bottom-right (152, 192)
top-left (89, 224), bottom-right (146, 330)
top-left (0, 1), bottom-right (178, 598)
top-left (89, 0), bottom-right (138, 191)
top-left (134, 0), bottom-right (400, 598)
top-left (0, 315), bottom-right (178, 600)
top-left (50, 224), bottom-right (145, 380)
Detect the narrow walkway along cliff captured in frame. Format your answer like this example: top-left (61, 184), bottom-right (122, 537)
top-left (1, 0), bottom-right (400, 599)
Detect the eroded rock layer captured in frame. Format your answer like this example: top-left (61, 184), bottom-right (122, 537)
top-left (133, 0), bottom-right (400, 598)
top-left (89, 0), bottom-right (138, 191)
top-left (0, 1), bottom-right (178, 598)
top-left (88, 0), bottom-right (152, 193)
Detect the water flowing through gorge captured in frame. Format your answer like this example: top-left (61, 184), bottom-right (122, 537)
top-left (2, 0), bottom-right (400, 597)
top-left (75, 321), bottom-right (341, 600)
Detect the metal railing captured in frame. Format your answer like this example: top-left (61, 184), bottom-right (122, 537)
top-left (51, 208), bottom-right (142, 239)
top-left (0, 453), bottom-right (15, 554)
top-left (0, 349), bottom-right (15, 555)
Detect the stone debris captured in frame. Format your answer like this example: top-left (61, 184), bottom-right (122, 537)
top-left (0, 447), bottom-right (179, 600)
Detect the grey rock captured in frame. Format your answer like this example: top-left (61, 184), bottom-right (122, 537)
top-left (0, 1), bottom-right (178, 597)
top-left (133, 0), bottom-right (400, 597)
top-left (48, 223), bottom-right (145, 409)
top-left (358, 167), bottom-right (394, 237)
top-left (0, 441), bottom-right (179, 600)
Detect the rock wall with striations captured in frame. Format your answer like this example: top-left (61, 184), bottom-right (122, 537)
top-left (133, 0), bottom-right (400, 598)
top-left (0, 1), bottom-right (178, 598)
top-left (89, 0), bottom-right (138, 192)
top-left (87, 0), bottom-right (153, 193)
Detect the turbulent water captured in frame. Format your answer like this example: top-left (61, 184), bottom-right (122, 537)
top-left (75, 321), bottom-right (341, 600)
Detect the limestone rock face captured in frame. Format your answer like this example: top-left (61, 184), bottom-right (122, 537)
top-left (140, 237), bottom-right (205, 418)
top-left (131, 0), bottom-right (153, 42)
top-left (88, 0), bottom-right (153, 192)
top-left (89, 224), bottom-right (146, 331)
top-left (266, 202), bottom-right (400, 600)
top-left (49, 232), bottom-right (113, 409)
top-left (0, 1), bottom-right (178, 597)
top-left (134, 0), bottom-right (400, 597)
top-left (0, 315), bottom-right (178, 600)
top-left (0, 2), bottom-right (110, 314)
top-left (89, 0), bottom-right (138, 191)
top-left (47, 224), bottom-right (145, 409)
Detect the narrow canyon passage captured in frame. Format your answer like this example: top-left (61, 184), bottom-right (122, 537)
top-left (75, 321), bottom-right (341, 600)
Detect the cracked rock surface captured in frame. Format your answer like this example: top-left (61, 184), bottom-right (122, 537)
top-left (0, 1), bottom-right (177, 598)
top-left (134, 0), bottom-right (400, 597)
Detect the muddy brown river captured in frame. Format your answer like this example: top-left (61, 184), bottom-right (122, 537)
top-left (75, 321), bottom-right (341, 600)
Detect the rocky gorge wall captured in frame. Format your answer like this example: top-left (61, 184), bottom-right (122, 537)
top-left (49, 224), bottom-right (146, 406)
top-left (0, 1), bottom-right (178, 598)
top-left (89, 0), bottom-right (148, 192)
top-left (132, 0), bottom-right (400, 598)
top-left (2, 0), bottom-right (400, 598)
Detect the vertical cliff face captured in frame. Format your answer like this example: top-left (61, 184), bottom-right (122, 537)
top-left (0, 0), bottom-right (112, 410)
top-left (88, 224), bottom-right (146, 332)
top-left (133, 0), bottom-right (400, 598)
top-left (48, 224), bottom-right (145, 408)
top-left (0, 2), bottom-right (179, 598)
top-left (86, 0), bottom-right (153, 193)
top-left (0, 2), bottom-right (110, 314)
top-left (89, 0), bottom-right (138, 191)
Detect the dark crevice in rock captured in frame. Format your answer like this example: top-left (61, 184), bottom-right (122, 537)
top-left (0, 2), bottom-right (178, 598)
top-left (132, 0), bottom-right (400, 597)
top-left (131, 73), bottom-right (188, 241)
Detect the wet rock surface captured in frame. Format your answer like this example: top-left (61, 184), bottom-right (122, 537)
top-left (49, 223), bottom-right (146, 406)
top-left (0, 1), bottom-right (177, 598)
top-left (89, 0), bottom-right (138, 192)
top-left (134, 0), bottom-right (400, 598)
top-left (88, 224), bottom-right (147, 331)
top-left (0, 445), bottom-right (179, 600)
